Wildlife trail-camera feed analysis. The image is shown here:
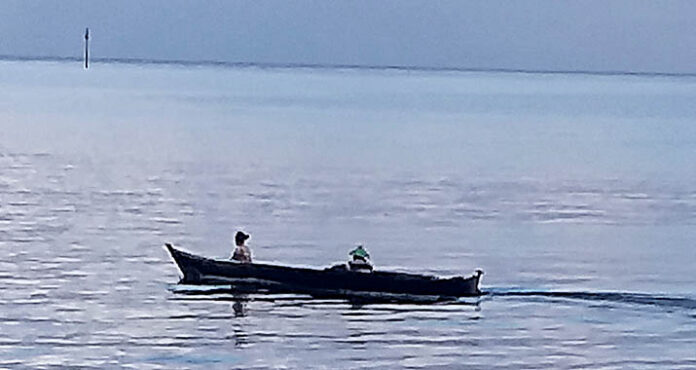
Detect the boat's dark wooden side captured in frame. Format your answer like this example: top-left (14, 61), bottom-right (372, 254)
top-left (165, 244), bottom-right (483, 297)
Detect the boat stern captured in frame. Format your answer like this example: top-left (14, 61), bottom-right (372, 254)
top-left (474, 269), bottom-right (484, 295)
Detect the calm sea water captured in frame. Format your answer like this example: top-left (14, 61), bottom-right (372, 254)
top-left (1, 60), bottom-right (695, 368)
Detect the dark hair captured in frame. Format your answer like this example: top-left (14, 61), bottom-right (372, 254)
top-left (235, 231), bottom-right (249, 245)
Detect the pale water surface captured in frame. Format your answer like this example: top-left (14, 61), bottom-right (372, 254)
top-left (1, 60), bottom-right (695, 368)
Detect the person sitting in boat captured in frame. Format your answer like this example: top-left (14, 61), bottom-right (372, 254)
top-left (231, 231), bottom-right (252, 263)
top-left (348, 245), bottom-right (373, 272)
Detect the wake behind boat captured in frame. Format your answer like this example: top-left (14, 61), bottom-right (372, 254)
top-left (165, 244), bottom-right (484, 300)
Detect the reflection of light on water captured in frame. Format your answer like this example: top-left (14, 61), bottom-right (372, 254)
top-left (1, 60), bottom-right (696, 368)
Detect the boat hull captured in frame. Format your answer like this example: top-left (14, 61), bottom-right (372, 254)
top-left (165, 244), bottom-right (483, 298)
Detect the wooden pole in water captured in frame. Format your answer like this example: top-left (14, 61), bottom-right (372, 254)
top-left (84, 28), bottom-right (89, 69)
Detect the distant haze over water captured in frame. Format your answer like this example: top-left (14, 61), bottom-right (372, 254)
top-left (1, 1), bottom-right (696, 74)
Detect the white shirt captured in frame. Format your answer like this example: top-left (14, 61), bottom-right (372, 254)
top-left (231, 244), bottom-right (252, 263)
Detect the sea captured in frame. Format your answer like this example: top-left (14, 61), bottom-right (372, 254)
top-left (0, 59), bottom-right (695, 369)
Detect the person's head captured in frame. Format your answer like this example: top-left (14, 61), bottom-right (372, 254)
top-left (235, 231), bottom-right (250, 246)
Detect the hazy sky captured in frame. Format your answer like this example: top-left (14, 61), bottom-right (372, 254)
top-left (1, 0), bottom-right (694, 73)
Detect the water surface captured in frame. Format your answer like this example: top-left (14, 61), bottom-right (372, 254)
top-left (1, 60), bottom-right (695, 368)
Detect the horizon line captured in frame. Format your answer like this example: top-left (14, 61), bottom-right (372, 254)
top-left (1, 54), bottom-right (695, 79)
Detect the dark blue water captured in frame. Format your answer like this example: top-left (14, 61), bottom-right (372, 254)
top-left (0, 60), bottom-right (695, 368)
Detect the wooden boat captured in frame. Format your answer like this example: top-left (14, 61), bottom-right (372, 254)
top-left (165, 244), bottom-right (484, 300)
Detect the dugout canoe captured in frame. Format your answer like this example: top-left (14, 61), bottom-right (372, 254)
top-left (165, 244), bottom-right (483, 299)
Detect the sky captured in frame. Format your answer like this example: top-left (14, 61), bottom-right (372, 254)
top-left (1, 0), bottom-right (695, 74)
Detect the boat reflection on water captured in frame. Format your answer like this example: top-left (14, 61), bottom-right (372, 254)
top-left (169, 284), bottom-right (485, 310)
top-left (169, 284), bottom-right (485, 351)
top-left (230, 298), bottom-right (250, 348)
top-left (232, 299), bottom-right (247, 317)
